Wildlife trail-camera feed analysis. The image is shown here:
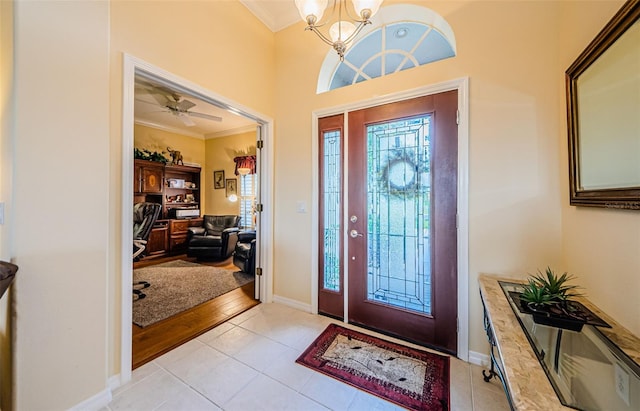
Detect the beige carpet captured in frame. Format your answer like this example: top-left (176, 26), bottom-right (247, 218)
top-left (133, 260), bottom-right (254, 327)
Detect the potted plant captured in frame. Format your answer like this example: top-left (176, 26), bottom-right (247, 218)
top-left (518, 267), bottom-right (587, 331)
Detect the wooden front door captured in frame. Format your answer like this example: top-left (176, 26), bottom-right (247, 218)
top-left (318, 91), bottom-right (459, 354)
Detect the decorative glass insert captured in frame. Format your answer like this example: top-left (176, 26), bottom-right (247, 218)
top-left (366, 115), bottom-right (432, 314)
top-left (317, 5), bottom-right (457, 93)
top-left (323, 130), bottom-right (341, 291)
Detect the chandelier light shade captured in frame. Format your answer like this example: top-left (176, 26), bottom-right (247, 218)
top-left (295, 0), bottom-right (384, 60)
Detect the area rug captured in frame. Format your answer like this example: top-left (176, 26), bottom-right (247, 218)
top-left (296, 324), bottom-right (450, 411)
top-left (133, 260), bottom-right (253, 327)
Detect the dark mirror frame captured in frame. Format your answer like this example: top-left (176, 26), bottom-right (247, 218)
top-left (566, 0), bottom-right (640, 210)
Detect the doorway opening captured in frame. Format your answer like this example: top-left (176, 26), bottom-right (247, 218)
top-left (120, 54), bottom-right (274, 383)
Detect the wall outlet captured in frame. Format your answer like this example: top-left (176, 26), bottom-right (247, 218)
top-left (615, 363), bottom-right (630, 406)
top-left (296, 201), bottom-right (307, 214)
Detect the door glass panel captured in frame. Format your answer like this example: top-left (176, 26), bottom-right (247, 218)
top-left (323, 130), bottom-right (341, 291)
top-left (366, 116), bottom-right (431, 314)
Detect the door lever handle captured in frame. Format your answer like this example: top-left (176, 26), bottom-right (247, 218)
top-left (350, 229), bottom-right (363, 238)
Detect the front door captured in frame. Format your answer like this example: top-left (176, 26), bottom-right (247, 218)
top-left (319, 91), bottom-right (458, 354)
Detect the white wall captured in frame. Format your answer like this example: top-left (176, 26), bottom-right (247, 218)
top-left (13, 1), bottom-right (110, 409)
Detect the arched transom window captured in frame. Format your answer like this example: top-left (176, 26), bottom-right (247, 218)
top-left (317, 5), bottom-right (456, 93)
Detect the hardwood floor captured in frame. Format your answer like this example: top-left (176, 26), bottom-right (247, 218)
top-left (132, 255), bottom-right (260, 369)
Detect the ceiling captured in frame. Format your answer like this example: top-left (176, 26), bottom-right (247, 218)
top-left (134, 1), bottom-right (298, 139)
top-left (239, 0), bottom-right (301, 32)
top-left (134, 76), bottom-right (258, 139)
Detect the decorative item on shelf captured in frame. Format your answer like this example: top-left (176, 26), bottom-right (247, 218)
top-left (166, 146), bottom-right (184, 166)
top-left (214, 170), bottom-right (225, 189)
top-left (185, 194), bottom-right (195, 203)
top-left (295, 0), bottom-right (384, 61)
top-left (134, 148), bottom-right (169, 164)
top-left (516, 267), bottom-right (609, 331)
top-left (167, 178), bottom-right (185, 188)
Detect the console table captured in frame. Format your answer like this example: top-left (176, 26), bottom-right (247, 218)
top-left (479, 274), bottom-right (639, 410)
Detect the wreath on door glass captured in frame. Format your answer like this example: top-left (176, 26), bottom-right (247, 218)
top-left (379, 150), bottom-right (428, 197)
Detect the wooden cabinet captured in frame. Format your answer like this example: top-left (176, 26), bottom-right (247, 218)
top-left (145, 220), bottom-right (169, 257)
top-left (134, 160), bottom-right (164, 194)
top-left (169, 218), bottom-right (202, 254)
top-left (134, 159), bottom-right (202, 259)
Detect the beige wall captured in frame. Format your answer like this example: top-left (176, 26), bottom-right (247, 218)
top-left (5, 0), bottom-right (638, 409)
top-left (273, 0), bottom-right (631, 356)
top-left (13, 1), bottom-right (110, 409)
top-left (204, 131), bottom-right (256, 216)
top-left (134, 124), bottom-right (206, 167)
top-left (559, 1), bottom-right (640, 337)
top-left (0, 1), bottom-right (13, 409)
top-left (109, 1), bottom-right (275, 378)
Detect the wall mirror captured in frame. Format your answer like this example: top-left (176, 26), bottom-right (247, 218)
top-left (566, 0), bottom-right (640, 209)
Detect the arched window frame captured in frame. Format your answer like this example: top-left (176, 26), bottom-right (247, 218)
top-left (317, 4), bottom-right (457, 93)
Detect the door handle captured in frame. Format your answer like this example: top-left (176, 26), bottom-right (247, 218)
top-left (350, 229), bottom-right (363, 238)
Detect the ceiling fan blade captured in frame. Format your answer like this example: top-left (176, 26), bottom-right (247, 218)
top-left (176, 99), bottom-right (196, 112)
top-left (187, 111), bottom-right (223, 122)
top-left (178, 113), bottom-right (196, 127)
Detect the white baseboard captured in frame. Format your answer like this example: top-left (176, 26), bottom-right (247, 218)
top-left (469, 350), bottom-right (490, 367)
top-left (108, 374), bottom-right (122, 392)
top-left (68, 386), bottom-right (112, 411)
top-left (272, 294), bottom-right (312, 313)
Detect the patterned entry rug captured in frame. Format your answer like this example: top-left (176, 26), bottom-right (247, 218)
top-left (133, 260), bottom-right (254, 328)
top-left (296, 324), bottom-right (450, 411)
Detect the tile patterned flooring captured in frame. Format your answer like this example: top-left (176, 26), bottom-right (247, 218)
top-left (107, 303), bottom-right (510, 410)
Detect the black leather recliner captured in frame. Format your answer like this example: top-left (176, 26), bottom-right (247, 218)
top-left (187, 215), bottom-right (241, 260)
top-left (233, 230), bottom-right (256, 274)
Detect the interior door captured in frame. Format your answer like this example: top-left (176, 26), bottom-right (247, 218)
top-left (347, 91), bottom-right (458, 354)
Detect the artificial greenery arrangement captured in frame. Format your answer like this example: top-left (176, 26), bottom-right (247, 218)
top-left (515, 267), bottom-right (608, 331)
top-left (519, 267), bottom-right (583, 310)
top-left (134, 148), bottom-right (169, 164)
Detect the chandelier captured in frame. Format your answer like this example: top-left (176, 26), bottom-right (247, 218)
top-left (295, 0), bottom-right (384, 60)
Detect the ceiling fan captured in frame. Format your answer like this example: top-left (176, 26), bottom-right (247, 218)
top-left (136, 82), bottom-right (222, 127)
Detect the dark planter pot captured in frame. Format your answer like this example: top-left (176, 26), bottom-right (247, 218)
top-left (526, 302), bottom-right (586, 332)
top-left (521, 301), bottom-right (587, 332)
top-left (508, 291), bottom-right (610, 331)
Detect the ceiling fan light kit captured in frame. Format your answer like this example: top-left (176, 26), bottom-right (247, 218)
top-left (295, 0), bottom-right (383, 60)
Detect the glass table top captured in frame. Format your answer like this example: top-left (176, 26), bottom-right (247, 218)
top-left (499, 281), bottom-right (640, 411)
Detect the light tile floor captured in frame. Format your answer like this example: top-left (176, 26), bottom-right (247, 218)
top-left (107, 303), bottom-right (511, 410)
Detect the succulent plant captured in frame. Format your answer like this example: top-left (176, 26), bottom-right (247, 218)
top-left (531, 267), bottom-right (582, 303)
top-left (520, 279), bottom-right (555, 308)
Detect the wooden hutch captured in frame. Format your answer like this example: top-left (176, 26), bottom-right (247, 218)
top-left (134, 159), bottom-right (203, 258)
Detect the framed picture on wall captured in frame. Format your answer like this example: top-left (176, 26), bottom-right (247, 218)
top-left (226, 178), bottom-right (237, 197)
top-left (214, 170), bottom-right (225, 189)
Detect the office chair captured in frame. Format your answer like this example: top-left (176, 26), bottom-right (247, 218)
top-left (133, 202), bottom-right (161, 299)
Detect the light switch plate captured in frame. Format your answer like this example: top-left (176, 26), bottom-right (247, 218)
top-left (0, 202), bottom-right (4, 225)
top-left (615, 363), bottom-right (630, 406)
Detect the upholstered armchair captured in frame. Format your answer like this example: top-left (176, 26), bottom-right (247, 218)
top-left (233, 230), bottom-right (256, 274)
top-left (187, 215), bottom-right (241, 260)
